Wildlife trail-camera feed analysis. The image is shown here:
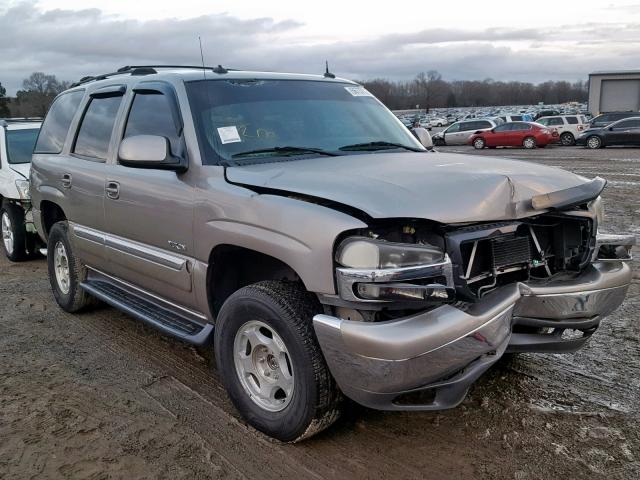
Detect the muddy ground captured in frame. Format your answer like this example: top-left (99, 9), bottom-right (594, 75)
top-left (1, 145), bottom-right (638, 479)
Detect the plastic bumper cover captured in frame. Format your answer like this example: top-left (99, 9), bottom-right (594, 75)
top-left (313, 261), bottom-right (632, 411)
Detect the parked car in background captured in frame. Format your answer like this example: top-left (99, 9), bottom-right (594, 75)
top-left (498, 114), bottom-right (533, 123)
top-left (577, 117), bottom-right (640, 149)
top-left (0, 118), bottom-right (42, 261)
top-left (589, 111), bottom-right (640, 129)
top-left (537, 115), bottom-right (590, 146)
top-left (432, 119), bottom-right (498, 146)
top-left (468, 122), bottom-right (558, 149)
top-left (534, 110), bottom-right (560, 120)
top-left (428, 117), bottom-right (448, 127)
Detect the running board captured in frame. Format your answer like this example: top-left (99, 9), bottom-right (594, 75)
top-left (81, 276), bottom-right (213, 345)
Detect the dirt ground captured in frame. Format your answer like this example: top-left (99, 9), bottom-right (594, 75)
top-left (1, 145), bottom-right (639, 480)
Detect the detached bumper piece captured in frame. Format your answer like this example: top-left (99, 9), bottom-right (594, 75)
top-left (313, 260), bottom-right (632, 411)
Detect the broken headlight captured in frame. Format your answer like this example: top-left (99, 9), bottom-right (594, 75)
top-left (336, 237), bottom-right (444, 269)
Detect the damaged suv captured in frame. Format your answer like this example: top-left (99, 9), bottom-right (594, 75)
top-left (31, 66), bottom-right (635, 442)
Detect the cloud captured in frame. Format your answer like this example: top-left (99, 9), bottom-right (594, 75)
top-left (1, 2), bottom-right (640, 95)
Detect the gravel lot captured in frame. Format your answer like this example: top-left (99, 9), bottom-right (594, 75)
top-left (1, 145), bottom-right (638, 479)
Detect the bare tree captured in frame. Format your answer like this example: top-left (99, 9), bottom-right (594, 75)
top-left (10, 72), bottom-right (70, 117)
top-left (0, 82), bottom-right (9, 117)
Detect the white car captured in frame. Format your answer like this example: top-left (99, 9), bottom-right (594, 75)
top-left (536, 115), bottom-right (589, 146)
top-left (428, 117), bottom-right (448, 127)
top-left (0, 119), bottom-right (42, 261)
top-left (432, 118), bottom-right (499, 146)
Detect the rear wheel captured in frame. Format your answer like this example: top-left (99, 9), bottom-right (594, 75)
top-left (1, 202), bottom-right (27, 262)
top-left (214, 281), bottom-right (342, 442)
top-left (586, 135), bottom-right (602, 149)
top-left (560, 132), bottom-right (575, 146)
top-left (473, 137), bottom-right (486, 149)
top-left (523, 136), bottom-right (537, 149)
top-left (47, 222), bottom-right (95, 312)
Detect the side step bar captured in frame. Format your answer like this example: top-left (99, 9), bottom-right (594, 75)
top-left (81, 275), bottom-right (213, 345)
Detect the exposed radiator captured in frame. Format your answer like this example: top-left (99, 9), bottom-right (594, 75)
top-left (491, 236), bottom-right (531, 269)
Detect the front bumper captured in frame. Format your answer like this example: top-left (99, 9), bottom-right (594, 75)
top-left (313, 260), bottom-right (632, 411)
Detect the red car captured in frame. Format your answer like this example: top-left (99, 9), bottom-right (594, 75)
top-left (468, 121), bottom-right (559, 149)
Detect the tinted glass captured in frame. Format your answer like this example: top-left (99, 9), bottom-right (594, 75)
top-left (6, 129), bottom-right (40, 164)
top-left (186, 80), bottom-right (423, 165)
top-left (511, 122), bottom-right (531, 131)
top-left (547, 118), bottom-right (564, 126)
top-left (474, 121), bottom-right (492, 129)
top-left (74, 95), bottom-right (123, 159)
top-left (124, 92), bottom-right (179, 152)
top-left (565, 116), bottom-right (579, 124)
top-left (35, 90), bottom-right (84, 154)
top-left (614, 119), bottom-right (640, 128)
top-left (493, 124), bottom-right (511, 132)
top-left (512, 115), bottom-right (523, 121)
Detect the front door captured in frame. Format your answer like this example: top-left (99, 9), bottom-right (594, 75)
top-left (103, 83), bottom-right (197, 309)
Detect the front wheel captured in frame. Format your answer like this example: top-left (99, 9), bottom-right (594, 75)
top-left (586, 135), bottom-right (602, 149)
top-left (473, 137), bottom-right (486, 149)
top-left (560, 132), bottom-right (575, 146)
top-left (214, 281), bottom-right (342, 442)
top-left (523, 136), bottom-right (537, 149)
top-left (1, 202), bottom-right (27, 262)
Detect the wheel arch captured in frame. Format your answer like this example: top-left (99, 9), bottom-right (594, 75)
top-left (40, 200), bottom-right (67, 239)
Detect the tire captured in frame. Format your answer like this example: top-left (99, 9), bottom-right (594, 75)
top-left (47, 221), bottom-right (95, 312)
top-left (523, 136), bottom-right (537, 149)
top-left (214, 281), bottom-right (342, 442)
top-left (473, 137), bottom-right (486, 149)
top-left (437, 123), bottom-right (443, 127)
top-left (560, 132), bottom-right (575, 146)
top-left (433, 137), bottom-right (445, 146)
top-left (586, 135), bottom-right (602, 149)
top-left (1, 201), bottom-right (28, 262)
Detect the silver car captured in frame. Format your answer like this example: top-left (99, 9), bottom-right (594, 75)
top-left (432, 118), bottom-right (498, 146)
top-left (30, 66), bottom-right (635, 442)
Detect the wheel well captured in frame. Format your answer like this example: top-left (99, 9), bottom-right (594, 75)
top-left (207, 245), bottom-right (302, 316)
top-left (40, 201), bottom-right (66, 238)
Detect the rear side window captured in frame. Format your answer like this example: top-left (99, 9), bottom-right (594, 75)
top-left (74, 96), bottom-right (123, 160)
top-left (546, 118), bottom-right (564, 126)
top-left (565, 116), bottom-right (579, 124)
top-left (34, 90), bottom-right (84, 154)
top-left (474, 121), bottom-right (492, 129)
top-left (493, 124), bottom-right (511, 132)
top-left (511, 122), bottom-right (531, 131)
top-left (124, 92), bottom-right (180, 152)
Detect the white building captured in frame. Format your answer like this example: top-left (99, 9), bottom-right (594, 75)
top-left (588, 70), bottom-right (640, 115)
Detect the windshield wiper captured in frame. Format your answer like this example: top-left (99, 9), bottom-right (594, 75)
top-left (339, 141), bottom-right (422, 152)
top-left (232, 146), bottom-right (339, 159)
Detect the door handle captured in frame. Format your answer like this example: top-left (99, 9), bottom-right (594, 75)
top-left (61, 173), bottom-right (72, 189)
top-left (105, 181), bottom-right (120, 199)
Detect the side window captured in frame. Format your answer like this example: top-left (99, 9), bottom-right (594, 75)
top-left (537, 118), bottom-right (549, 126)
top-left (512, 115), bottom-right (523, 121)
top-left (547, 118), bottom-right (564, 126)
top-left (494, 124), bottom-right (511, 132)
top-left (565, 116), bottom-right (579, 125)
top-left (475, 121), bottom-right (492, 129)
top-left (446, 123), bottom-right (461, 133)
top-left (512, 122), bottom-right (530, 131)
top-left (123, 92), bottom-right (180, 153)
top-left (459, 122), bottom-right (474, 132)
top-left (74, 95), bottom-right (123, 160)
top-left (35, 90), bottom-right (84, 154)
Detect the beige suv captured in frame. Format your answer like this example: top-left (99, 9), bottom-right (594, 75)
top-left (30, 66), bottom-right (635, 441)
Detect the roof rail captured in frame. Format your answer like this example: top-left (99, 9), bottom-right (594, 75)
top-left (69, 64), bottom-right (235, 88)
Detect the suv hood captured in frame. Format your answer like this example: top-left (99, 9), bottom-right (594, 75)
top-left (226, 152), bottom-right (592, 224)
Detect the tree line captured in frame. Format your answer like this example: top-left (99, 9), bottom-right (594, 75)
top-left (0, 73), bottom-right (70, 118)
top-left (360, 71), bottom-right (588, 111)
top-left (0, 70), bottom-right (589, 119)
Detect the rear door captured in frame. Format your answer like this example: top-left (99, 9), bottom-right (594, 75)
top-left (103, 81), bottom-right (197, 308)
top-left (510, 122), bottom-right (532, 146)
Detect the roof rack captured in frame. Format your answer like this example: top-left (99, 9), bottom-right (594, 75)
top-left (0, 117), bottom-right (43, 127)
top-left (69, 64), bottom-right (235, 88)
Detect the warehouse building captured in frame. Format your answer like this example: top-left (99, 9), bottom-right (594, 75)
top-left (588, 70), bottom-right (640, 115)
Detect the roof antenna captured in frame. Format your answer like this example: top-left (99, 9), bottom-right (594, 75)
top-left (198, 36), bottom-right (207, 80)
top-left (324, 60), bottom-right (335, 79)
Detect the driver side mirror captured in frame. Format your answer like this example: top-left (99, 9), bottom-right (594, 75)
top-left (608, 126), bottom-right (614, 131)
top-left (412, 127), bottom-right (433, 150)
top-left (119, 135), bottom-right (187, 172)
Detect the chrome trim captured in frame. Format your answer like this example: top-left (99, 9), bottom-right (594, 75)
top-left (73, 224), bottom-right (106, 245)
top-left (86, 266), bottom-right (207, 320)
top-left (105, 235), bottom-right (186, 271)
top-left (336, 254), bottom-right (455, 302)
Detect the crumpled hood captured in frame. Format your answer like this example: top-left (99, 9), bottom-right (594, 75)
top-left (226, 152), bottom-right (592, 224)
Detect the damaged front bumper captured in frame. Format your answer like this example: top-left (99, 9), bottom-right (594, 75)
top-left (313, 257), bottom-right (632, 411)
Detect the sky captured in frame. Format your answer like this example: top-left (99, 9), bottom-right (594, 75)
top-left (1, 0), bottom-right (640, 95)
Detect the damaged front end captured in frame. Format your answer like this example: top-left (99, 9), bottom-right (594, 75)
top-left (313, 180), bottom-right (635, 411)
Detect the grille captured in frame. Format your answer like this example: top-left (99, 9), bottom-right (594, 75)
top-left (491, 236), bottom-right (531, 269)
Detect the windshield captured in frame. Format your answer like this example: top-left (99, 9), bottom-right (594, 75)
top-left (5, 128), bottom-right (40, 164)
top-left (185, 79), bottom-right (424, 165)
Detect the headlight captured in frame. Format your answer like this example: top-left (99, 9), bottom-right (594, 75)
top-left (15, 180), bottom-right (30, 200)
top-left (336, 237), bottom-right (444, 269)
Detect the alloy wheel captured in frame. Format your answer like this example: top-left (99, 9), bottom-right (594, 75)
top-left (233, 320), bottom-right (295, 412)
top-left (587, 136), bottom-right (601, 149)
top-left (1, 212), bottom-right (14, 256)
top-left (53, 241), bottom-right (71, 295)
